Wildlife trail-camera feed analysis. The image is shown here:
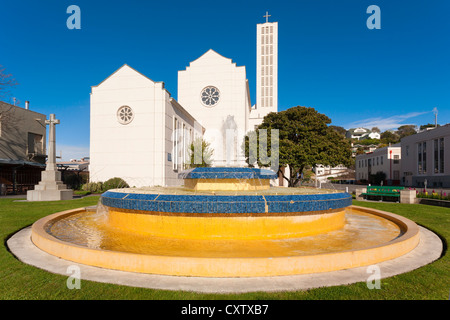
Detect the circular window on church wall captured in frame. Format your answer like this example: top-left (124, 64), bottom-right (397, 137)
top-left (117, 106), bottom-right (134, 125)
top-left (200, 86), bottom-right (220, 107)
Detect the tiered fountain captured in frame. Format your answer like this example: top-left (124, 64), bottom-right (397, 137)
top-left (31, 167), bottom-right (420, 277)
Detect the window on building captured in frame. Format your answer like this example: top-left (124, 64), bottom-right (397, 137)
top-left (394, 155), bottom-right (399, 164)
top-left (381, 156), bottom-right (383, 165)
top-left (182, 123), bottom-right (186, 168)
top-left (418, 142), bottom-right (422, 174)
top-left (393, 170), bottom-right (400, 180)
top-left (435, 138), bottom-right (445, 174)
top-left (173, 117), bottom-right (178, 171)
top-left (27, 133), bottom-right (44, 155)
top-left (434, 139), bottom-right (439, 173)
top-left (423, 142), bottom-right (427, 173)
top-left (418, 142), bottom-right (427, 174)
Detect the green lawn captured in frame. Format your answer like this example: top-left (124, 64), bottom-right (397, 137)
top-left (0, 197), bottom-right (448, 300)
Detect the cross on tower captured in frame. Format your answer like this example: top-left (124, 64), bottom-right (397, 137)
top-left (45, 113), bottom-right (60, 126)
top-left (263, 11), bottom-right (271, 23)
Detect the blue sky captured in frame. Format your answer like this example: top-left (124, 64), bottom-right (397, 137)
top-left (1, 0), bottom-right (449, 160)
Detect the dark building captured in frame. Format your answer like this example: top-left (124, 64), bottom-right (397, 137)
top-left (0, 101), bottom-right (46, 194)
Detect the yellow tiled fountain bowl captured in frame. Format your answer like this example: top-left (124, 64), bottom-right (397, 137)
top-left (30, 167), bottom-right (420, 277)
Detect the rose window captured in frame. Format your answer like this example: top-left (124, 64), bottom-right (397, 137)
top-left (117, 106), bottom-right (134, 125)
top-left (200, 86), bottom-right (220, 107)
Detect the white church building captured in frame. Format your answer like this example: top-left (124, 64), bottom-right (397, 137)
top-left (89, 18), bottom-right (278, 187)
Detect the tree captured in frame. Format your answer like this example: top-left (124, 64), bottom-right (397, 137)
top-left (245, 106), bottom-right (352, 187)
top-left (371, 127), bottom-right (380, 133)
top-left (0, 65), bottom-right (18, 102)
top-left (380, 130), bottom-right (400, 145)
top-left (396, 125), bottom-right (417, 139)
top-left (0, 66), bottom-right (19, 137)
top-left (357, 138), bottom-right (380, 146)
top-left (188, 138), bottom-right (214, 168)
top-left (329, 125), bottom-right (347, 137)
top-left (420, 123), bottom-right (440, 130)
top-left (356, 147), bottom-right (365, 155)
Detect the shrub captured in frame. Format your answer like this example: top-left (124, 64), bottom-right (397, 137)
top-left (82, 182), bottom-right (103, 193)
top-left (63, 172), bottom-right (88, 190)
top-left (102, 177), bottom-right (129, 191)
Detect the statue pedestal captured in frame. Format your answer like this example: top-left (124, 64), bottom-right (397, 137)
top-left (400, 189), bottom-right (417, 204)
top-left (27, 170), bottom-right (73, 201)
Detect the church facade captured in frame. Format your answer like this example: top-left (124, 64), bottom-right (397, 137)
top-left (178, 49), bottom-right (251, 167)
top-left (89, 19), bottom-right (278, 187)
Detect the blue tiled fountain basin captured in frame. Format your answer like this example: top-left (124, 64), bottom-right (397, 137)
top-left (101, 191), bottom-right (352, 214)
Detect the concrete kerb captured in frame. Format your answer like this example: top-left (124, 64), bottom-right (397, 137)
top-left (7, 225), bottom-right (443, 294)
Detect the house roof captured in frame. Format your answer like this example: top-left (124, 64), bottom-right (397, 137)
top-left (0, 159), bottom-right (46, 167)
top-left (347, 127), bottom-right (370, 134)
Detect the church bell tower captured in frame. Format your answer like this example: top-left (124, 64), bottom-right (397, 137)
top-left (256, 12), bottom-right (278, 116)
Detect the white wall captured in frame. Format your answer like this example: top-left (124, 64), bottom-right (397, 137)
top-left (90, 65), bottom-right (167, 187)
top-left (164, 98), bottom-right (203, 186)
top-left (401, 125), bottom-right (450, 187)
top-left (90, 64), bottom-right (203, 188)
top-left (355, 146), bottom-right (401, 182)
top-left (178, 50), bottom-right (250, 166)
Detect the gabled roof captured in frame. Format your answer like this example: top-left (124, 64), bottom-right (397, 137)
top-left (91, 64), bottom-right (164, 88)
top-left (348, 127), bottom-right (370, 134)
top-left (182, 49), bottom-right (241, 70)
top-left (0, 101), bottom-right (46, 117)
top-left (193, 49), bottom-right (232, 62)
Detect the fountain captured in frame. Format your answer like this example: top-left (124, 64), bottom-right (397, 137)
top-left (30, 167), bottom-right (421, 278)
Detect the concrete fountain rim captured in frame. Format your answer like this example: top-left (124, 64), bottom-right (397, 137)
top-left (5, 204), bottom-right (443, 291)
top-left (7, 208), bottom-right (442, 292)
